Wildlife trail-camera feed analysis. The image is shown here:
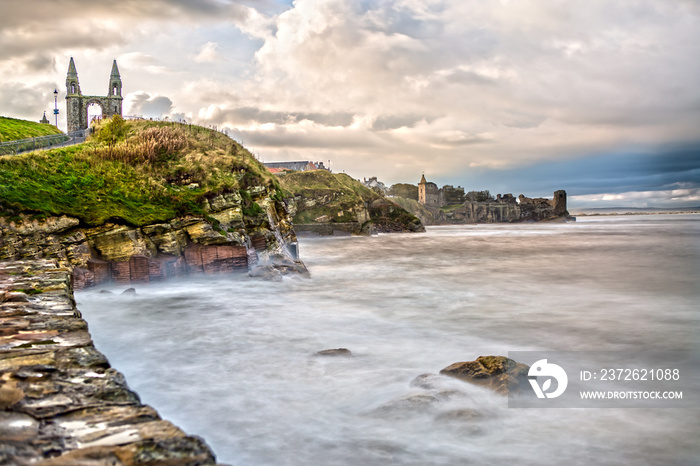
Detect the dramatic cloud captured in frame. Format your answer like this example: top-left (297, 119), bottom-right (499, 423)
top-left (2, 0), bottom-right (699, 206)
top-left (125, 92), bottom-right (174, 118)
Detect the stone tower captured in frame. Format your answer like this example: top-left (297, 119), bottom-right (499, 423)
top-left (552, 190), bottom-right (568, 216)
top-left (418, 174), bottom-right (428, 205)
top-left (65, 58), bottom-right (123, 133)
top-left (418, 174), bottom-right (440, 207)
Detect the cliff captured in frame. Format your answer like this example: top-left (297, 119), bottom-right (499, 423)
top-left (0, 117), bottom-right (306, 287)
top-left (0, 260), bottom-right (219, 464)
top-left (277, 170), bottom-right (424, 235)
top-left (395, 191), bottom-right (572, 225)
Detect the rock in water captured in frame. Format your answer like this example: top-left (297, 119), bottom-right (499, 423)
top-left (121, 287), bottom-right (137, 295)
top-left (440, 355), bottom-right (529, 395)
top-left (315, 348), bottom-right (352, 357)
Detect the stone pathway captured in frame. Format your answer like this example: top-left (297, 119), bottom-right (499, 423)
top-left (0, 260), bottom-right (219, 465)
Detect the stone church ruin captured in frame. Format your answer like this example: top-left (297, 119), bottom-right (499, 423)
top-left (65, 57), bottom-right (123, 132)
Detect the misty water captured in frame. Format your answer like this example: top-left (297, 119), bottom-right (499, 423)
top-left (76, 214), bottom-right (700, 465)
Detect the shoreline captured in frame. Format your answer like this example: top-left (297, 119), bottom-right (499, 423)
top-left (0, 260), bottom-right (220, 465)
top-left (570, 210), bottom-right (700, 217)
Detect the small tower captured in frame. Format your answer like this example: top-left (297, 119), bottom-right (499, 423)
top-left (107, 60), bottom-right (123, 117)
top-left (66, 57), bottom-right (81, 96)
top-left (418, 174), bottom-right (427, 205)
top-left (108, 60), bottom-right (122, 98)
top-left (40, 112), bottom-right (50, 124)
top-left (65, 57), bottom-right (84, 132)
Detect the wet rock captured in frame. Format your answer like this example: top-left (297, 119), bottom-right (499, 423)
top-left (435, 408), bottom-right (486, 422)
top-left (315, 348), bottom-right (352, 357)
top-left (373, 393), bottom-right (441, 416)
top-left (0, 412), bottom-right (39, 442)
top-left (0, 291), bottom-right (31, 303)
top-left (121, 287), bottom-right (137, 295)
top-left (410, 373), bottom-right (447, 390)
top-left (248, 265), bottom-right (283, 282)
top-left (440, 355), bottom-right (530, 395)
top-left (0, 378), bottom-right (25, 409)
top-left (0, 260), bottom-right (219, 464)
top-left (99, 289), bottom-right (113, 294)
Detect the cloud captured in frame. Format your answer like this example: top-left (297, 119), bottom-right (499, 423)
top-left (124, 92), bottom-right (174, 118)
top-left (0, 81), bottom-right (60, 121)
top-left (571, 186), bottom-right (700, 208)
top-left (194, 42), bottom-right (221, 63)
top-left (1, 0), bottom-right (699, 206)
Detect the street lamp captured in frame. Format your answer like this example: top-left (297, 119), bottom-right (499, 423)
top-left (53, 89), bottom-right (59, 128)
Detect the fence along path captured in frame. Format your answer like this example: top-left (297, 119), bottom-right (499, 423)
top-left (0, 129), bottom-right (91, 156)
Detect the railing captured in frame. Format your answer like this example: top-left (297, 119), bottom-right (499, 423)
top-left (0, 129), bottom-right (91, 156)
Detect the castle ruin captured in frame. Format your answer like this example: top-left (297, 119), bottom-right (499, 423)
top-left (65, 57), bottom-right (122, 132)
top-left (416, 175), bottom-right (570, 223)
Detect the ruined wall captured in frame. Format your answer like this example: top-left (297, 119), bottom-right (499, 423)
top-left (430, 190), bottom-right (572, 224)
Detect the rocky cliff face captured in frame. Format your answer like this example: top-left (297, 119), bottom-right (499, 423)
top-left (278, 171), bottom-right (424, 236)
top-left (0, 187), bottom-right (306, 289)
top-left (0, 118), bottom-right (308, 288)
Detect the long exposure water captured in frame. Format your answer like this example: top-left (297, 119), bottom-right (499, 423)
top-left (77, 214), bottom-right (700, 465)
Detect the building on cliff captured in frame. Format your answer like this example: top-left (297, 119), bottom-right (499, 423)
top-left (418, 174), bottom-right (440, 207)
top-left (264, 161), bottom-right (328, 173)
top-left (363, 176), bottom-right (387, 194)
top-left (418, 175), bottom-right (466, 207)
top-left (416, 175), bottom-right (570, 223)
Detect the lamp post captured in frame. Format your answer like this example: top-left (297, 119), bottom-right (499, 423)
top-left (53, 89), bottom-right (59, 128)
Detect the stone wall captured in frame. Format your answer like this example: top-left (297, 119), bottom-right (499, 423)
top-left (421, 190), bottom-right (572, 224)
top-left (0, 188), bottom-right (307, 289)
top-left (0, 260), bottom-right (220, 465)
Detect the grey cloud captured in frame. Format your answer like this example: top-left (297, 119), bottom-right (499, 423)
top-left (126, 92), bottom-right (174, 118)
top-left (208, 106), bottom-right (355, 127)
top-left (228, 126), bottom-right (381, 150)
top-left (0, 81), bottom-right (61, 120)
top-left (23, 55), bottom-right (56, 73)
top-left (444, 69), bottom-right (498, 87)
top-left (372, 115), bottom-right (428, 131)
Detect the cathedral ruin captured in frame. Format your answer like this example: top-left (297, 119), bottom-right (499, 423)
top-left (65, 57), bottom-right (122, 132)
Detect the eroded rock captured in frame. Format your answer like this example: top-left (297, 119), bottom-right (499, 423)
top-left (440, 355), bottom-right (530, 395)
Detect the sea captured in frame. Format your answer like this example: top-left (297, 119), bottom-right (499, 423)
top-left (76, 214), bottom-right (700, 466)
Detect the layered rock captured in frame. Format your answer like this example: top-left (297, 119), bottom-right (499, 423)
top-left (278, 170), bottom-right (425, 236)
top-left (0, 260), bottom-right (219, 464)
top-left (0, 187), bottom-right (307, 289)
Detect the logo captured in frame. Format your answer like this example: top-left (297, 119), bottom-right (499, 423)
top-left (528, 359), bottom-right (568, 399)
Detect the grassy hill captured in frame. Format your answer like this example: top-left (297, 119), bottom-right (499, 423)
top-left (278, 170), bottom-right (424, 233)
top-left (0, 116), bottom-right (63, 142)
top-left (0, 116), bottom-right (279, 226)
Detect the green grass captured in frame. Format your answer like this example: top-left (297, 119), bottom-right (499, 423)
top-left (0, 116), bottom-right (63, 142)
top-left (0, 117), bottom-right (279, 226)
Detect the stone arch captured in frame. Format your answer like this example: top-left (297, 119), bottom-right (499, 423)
top-left (85, 98), bottom-right (105, 123)
top-left (65, 58), bottom-right (123, 132)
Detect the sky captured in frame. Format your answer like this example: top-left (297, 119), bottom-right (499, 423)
top-left (1, 0), bottom-right (699, 208)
